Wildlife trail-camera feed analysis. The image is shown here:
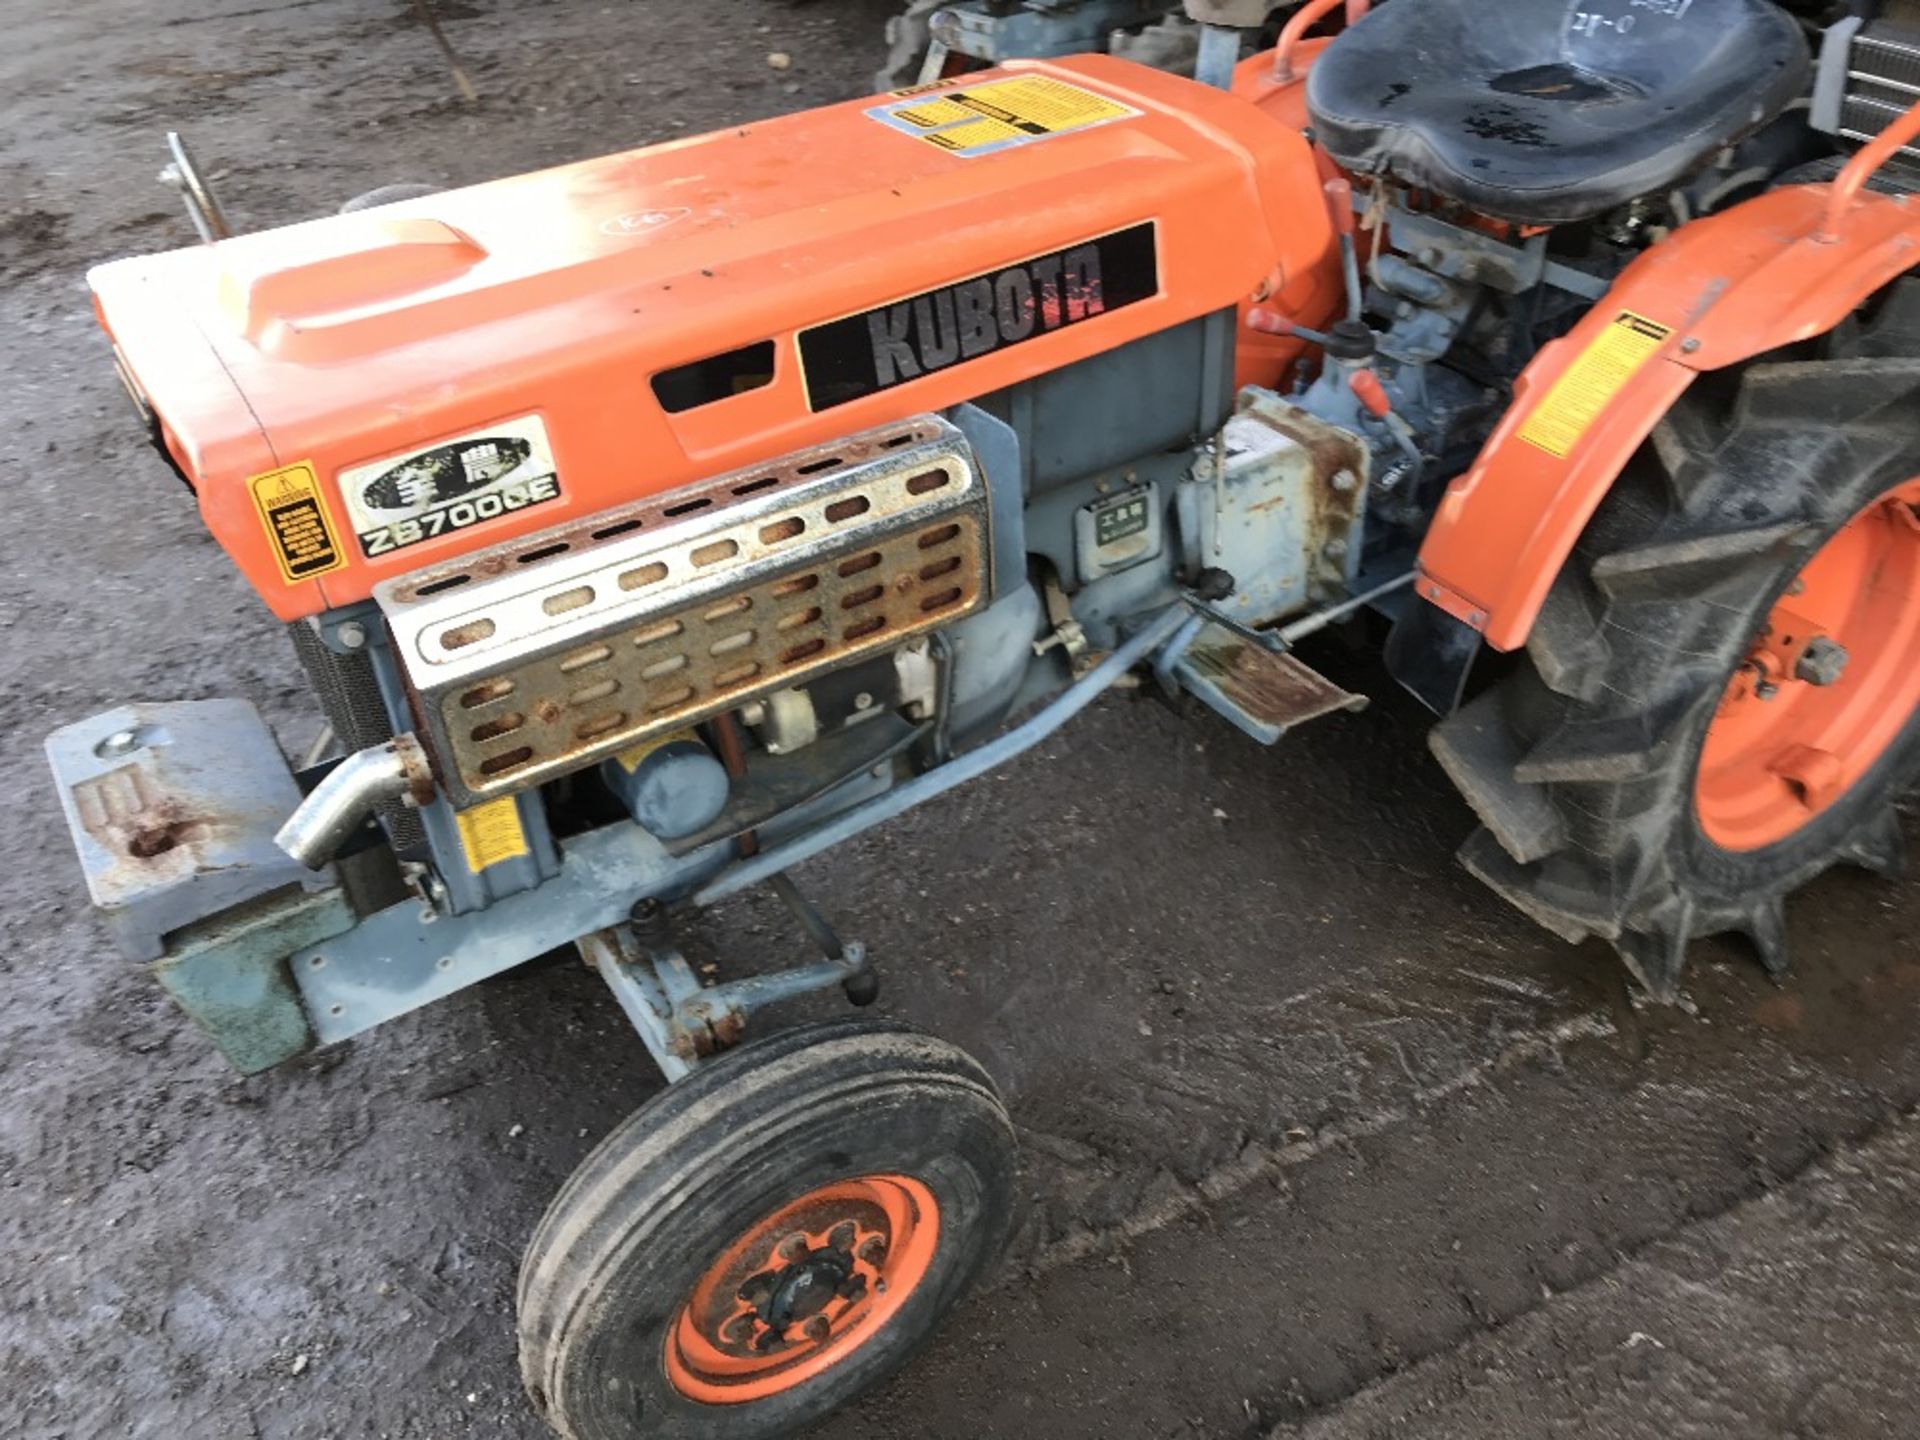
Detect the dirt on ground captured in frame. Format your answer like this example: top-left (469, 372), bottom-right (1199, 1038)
top-left (3, 4), bottom-right (1919, 1439)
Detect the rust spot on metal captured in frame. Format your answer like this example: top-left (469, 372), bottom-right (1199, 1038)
top-left (1248, 402), bottom-right (1370, 596)
top-left (125, 812), bottom-right (214, 859)
top-left (72, 768), bottom-right (223, 884)
top-left (1184, 639), bottom-right (1368, 729)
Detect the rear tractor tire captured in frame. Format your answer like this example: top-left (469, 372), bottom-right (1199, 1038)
top-left (1434, 278), bottom-right (1920, 999)
top-left (518, 1019), bottom-right (1015, 1440)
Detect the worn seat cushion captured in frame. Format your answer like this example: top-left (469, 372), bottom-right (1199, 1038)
top-left (1306, 0), bottom-right (1811, 225)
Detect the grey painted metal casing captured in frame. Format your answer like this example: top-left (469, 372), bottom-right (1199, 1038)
top-left (929, 0), bottom-right (1171, 61)
top-left (45, 700), bottom-right (336, 963)
top-left (601, 740), bottom-right (733, 840)
top-left (284, 768), bottom-right (900, 1044)
top-left (1178, 391), bottom-right (1370, 628)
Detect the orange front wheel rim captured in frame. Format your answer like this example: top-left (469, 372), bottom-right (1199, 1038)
top-left (1696, 476), bottom-right (1920, 852)
top-left (665, 1174), bottom-right (940, 1405)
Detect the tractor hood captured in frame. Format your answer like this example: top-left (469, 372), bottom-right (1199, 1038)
top-left (89, 56), bottom-right (1330, 619)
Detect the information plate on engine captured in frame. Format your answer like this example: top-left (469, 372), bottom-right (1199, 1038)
top-left (341, 414), bottom-right (564, 560)
top-left (869, 75), bottom-right (1138, 158)
top-left (1517, 311), bottom-right (1674, 459)
top-left (798, 222), bottom-right (1159, 410)
top-left (248, 461), bottom-right (346, 584)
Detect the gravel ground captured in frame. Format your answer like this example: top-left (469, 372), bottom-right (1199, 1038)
top-left (4, 4), bottom-right (1919, 1439)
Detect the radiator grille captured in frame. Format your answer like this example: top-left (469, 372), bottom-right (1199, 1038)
top-left (287, 620), bottom-right (428, 855)
top-left (378, 416), bottom-right (990, 805)
top-left (1842, 22), bottom-right (1920, 170)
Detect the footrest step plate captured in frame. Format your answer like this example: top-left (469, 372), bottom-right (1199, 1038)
top-left (1173, 622), bottom-right (1368, 745)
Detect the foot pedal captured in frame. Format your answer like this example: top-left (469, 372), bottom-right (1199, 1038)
top-left (1171, 622), bottom-right (1368, 745)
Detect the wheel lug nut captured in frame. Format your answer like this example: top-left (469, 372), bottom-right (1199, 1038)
top-left (856, 1237), bottom-right (887, 1266)
top-left (1795, 636), bottom-right (1849, 687)
top-left (802, 1315), bottom-right (831, 1344)
top-left (776, 1232), bottom-right (810, 1262)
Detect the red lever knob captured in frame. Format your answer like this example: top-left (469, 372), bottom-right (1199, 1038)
top-left (1323, 178), bottom-right (1355, 238)
top-left (1246, 308), bottom-right (1297, 336)
top-left (1349, 368), bottom-right (1392, 418)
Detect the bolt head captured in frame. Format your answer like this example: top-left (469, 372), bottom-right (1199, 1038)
top-left (335, 621), bottom-right (368, 650)
top-left (1795, 636), bottom-right (1849, 687)
top-left (97, 728), bottom-right (141, 758)
top-left (1331, 469), bottom-right (1358, 493)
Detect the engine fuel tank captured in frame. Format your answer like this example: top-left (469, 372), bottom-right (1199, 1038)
top-left (90, 57), bottom-right (1334, 621)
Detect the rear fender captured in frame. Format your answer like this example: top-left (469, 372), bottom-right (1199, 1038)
top-left (1413, 183), bottom-right (1920, 656)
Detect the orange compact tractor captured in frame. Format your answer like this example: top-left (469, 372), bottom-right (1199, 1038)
top-left (49, 0), bottom-right (1920, 1434)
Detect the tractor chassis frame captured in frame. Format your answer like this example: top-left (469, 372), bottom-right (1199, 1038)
top-left (46, 599), bottom-right (1221, 1083)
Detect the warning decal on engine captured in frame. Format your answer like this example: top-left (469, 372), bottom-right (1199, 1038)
top-left (799, 222), bottom-right (1158, 410)
top-left (1518, 311), bottom-right (1675, 459)
top-left (456, 796), bottom-right (530, 872)
top-left (868, 75), bottom-right (1138, 158)
top-left (249, 461), bottom-right (346, 584)
top-left (342, 414), bottom-right (564, 559)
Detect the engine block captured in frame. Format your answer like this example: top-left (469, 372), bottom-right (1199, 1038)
top-left (377, 417), bottom-right (989, 805)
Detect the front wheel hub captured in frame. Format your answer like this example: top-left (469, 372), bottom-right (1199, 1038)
top-left (1696, 476), bottom-right (1920, 851)
top-left (666, 1175), bottom-right (939, 1404)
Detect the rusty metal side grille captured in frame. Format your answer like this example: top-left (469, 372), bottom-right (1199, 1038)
top-left (377, 416), bottom-right (989, 805)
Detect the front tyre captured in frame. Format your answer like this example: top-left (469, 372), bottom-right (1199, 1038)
top-left (517, 1019), bottom-right (1015, 1439)
top-left (1433, 278), bottom-right (1920, 998)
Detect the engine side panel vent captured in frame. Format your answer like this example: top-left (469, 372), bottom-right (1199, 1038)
top-left (377, 416), bottom-right (990, 806)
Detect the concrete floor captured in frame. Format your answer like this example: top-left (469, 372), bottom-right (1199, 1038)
top-left (3, 3), bottom-right (1918, 1438)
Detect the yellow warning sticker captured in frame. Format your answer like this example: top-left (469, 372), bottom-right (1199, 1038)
top-left (869, 75), bottom-right (1138, 158)
top-left (248, 461), bottom-right (346, 584)
top-left (1518, 311), bottom-right (1675, 460)
top-left (888, 77), bottom-right (967, 99)
top-left (456, 797), bottom-right (530, 872)
top-left (922, 116), bottom-right (1029, 153)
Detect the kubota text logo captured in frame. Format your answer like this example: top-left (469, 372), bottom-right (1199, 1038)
top-left (798, 222), bottom-right (1159, 410)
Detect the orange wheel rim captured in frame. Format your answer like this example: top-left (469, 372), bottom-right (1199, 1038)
top-left (1696, 476), bottom-right (1920, 852)
top-left (665, 1174), bottom-right (940, 1405)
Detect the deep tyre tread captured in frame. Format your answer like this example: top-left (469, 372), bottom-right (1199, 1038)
top-left (1436, 278), bottom-right (1920, 998)
top-left (518, 1018), bottom-right (1014, 1440)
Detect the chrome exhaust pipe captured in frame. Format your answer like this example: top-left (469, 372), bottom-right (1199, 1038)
top-left (276, 734), bottom-right (434, 869)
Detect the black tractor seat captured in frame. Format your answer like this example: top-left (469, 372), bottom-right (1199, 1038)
top-left (1305, 0), bottom-right (1812, 226)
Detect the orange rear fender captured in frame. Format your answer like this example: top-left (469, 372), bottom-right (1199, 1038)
top-left (1416, 182), bottom-right (1920, 653)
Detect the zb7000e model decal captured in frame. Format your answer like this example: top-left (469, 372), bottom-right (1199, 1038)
top-left (341, 415), bottom-right (564, 558)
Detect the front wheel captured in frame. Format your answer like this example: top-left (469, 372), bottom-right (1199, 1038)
top-left (1433, 278), bottom-right (1920, 998)
top-left (517, 1019), bottom-right (1015, 1439)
